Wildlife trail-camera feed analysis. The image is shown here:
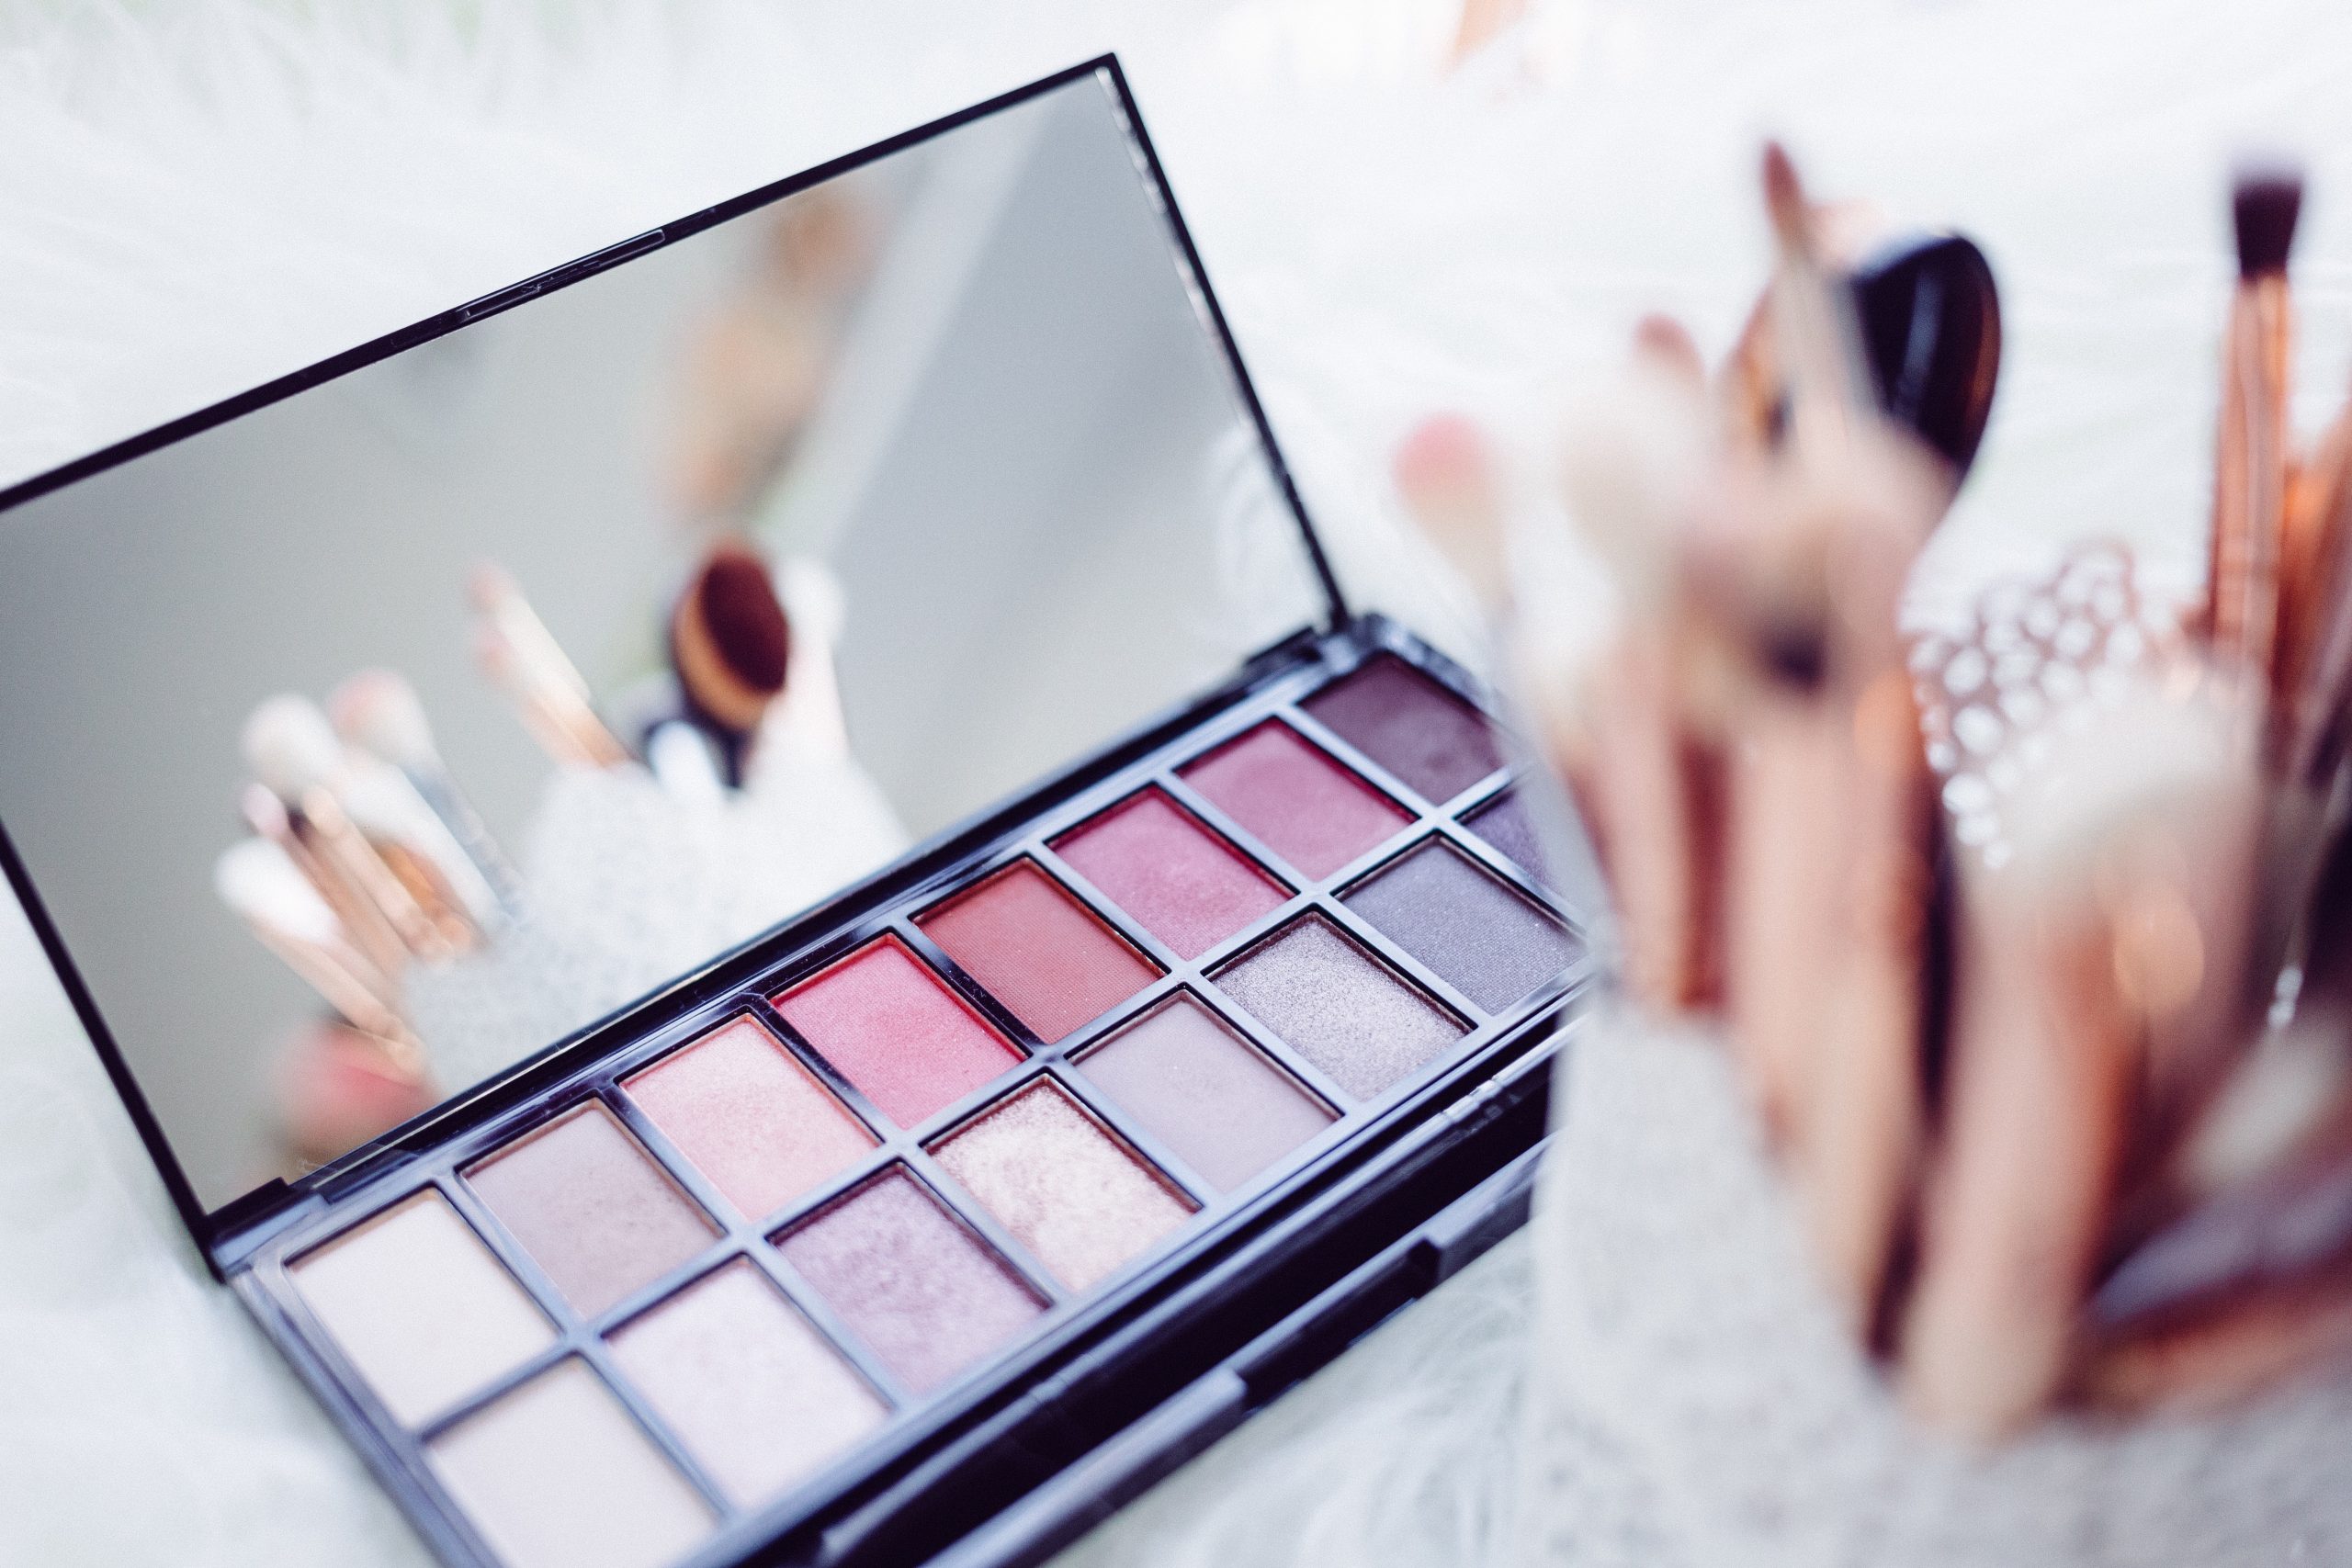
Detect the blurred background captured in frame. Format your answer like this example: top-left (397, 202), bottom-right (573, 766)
top-left (6, 0), bottom-right (2352, 1563)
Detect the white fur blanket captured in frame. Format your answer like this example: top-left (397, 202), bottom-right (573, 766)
top-left (6, 2), bottom-right (2352, 1564)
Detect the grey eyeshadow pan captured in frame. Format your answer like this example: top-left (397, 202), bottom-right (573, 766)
top-left (1211, 915), bottom-right (1464, 1100)
top-left (1341, 839), bottom-right (1576, 1013)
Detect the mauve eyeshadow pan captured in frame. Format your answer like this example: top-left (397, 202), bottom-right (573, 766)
top-left (467, 1102), bottom-right (716, 1319)
top-left (1341, 839), bottom-right (1577, 1013)
top-left (930, 1078), bottom-right (1193, 1291)
top-left (624, 1016), bottom-right (875, 1222)
top-left (916, 861), bottom-right (1159, 1044)
top-left (1076, 995), bottom-right (1334, 1192)
top-left (776, 1168), bottom-right (1043, 1394)
top-left (1179, 721), bottom-right (1410, 880)
top-left (1301, 655), bottom-right (1502, 805)
top-left (773, 938), bottom-right (1023, 1129)
top-left (1213, 916), bottom-right (1465, 1100)
top-left (1051, 788), bottom-right (1288, 960)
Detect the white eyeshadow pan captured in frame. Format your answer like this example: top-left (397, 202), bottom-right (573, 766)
top-left (609, 1260), bottom-right (887, 1506)
top-left (289, 1190), bottom-right (554, 1427)
top-left (428, 1358), bottom-right (713, 1568)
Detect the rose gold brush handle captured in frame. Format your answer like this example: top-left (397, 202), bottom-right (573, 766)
top-left (469, 564), bottom-right (633, 769)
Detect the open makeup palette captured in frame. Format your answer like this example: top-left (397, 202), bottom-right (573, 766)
top-left (0, 58), bottom-right (1586, 1568)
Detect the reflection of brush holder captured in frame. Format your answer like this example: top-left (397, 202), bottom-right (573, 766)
top-left (404, 749), bottom-right (906, 1092)
top-left (1515, 547), bottom-right (2352, 1566)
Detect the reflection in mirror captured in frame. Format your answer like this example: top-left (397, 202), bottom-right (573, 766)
top-left (0, 74), bottom-right (1323, 1211)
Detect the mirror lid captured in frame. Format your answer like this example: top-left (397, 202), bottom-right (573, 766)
top-left (0, 55), bottom-right (1348, 1268)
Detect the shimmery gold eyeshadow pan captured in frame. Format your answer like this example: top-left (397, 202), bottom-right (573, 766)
top-left (13, 59), bottom-right (1590, 1568)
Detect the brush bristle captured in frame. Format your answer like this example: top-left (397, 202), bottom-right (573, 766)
top-left (330, 669), bottom-right (437, 773)
top-left (242, 694), bottom-right (345, 802)
top-left (2233, 167), bottom-right (2304, 278)
top-left (1395, 413), bottom-right (1509, 606)
top-left (694, 545), bottom-right (790, 694)
top-left (215, 837), bottom-right (339, 944)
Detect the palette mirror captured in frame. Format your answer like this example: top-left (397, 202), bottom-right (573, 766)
top-left (0, 73), bottom-right (1332, 1213)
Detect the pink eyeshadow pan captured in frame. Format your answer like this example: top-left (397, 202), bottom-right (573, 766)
top-left (773, 938), bottom-right (1023, 1129)
top-left (1051, 789), bottom-right (1288, 960)
top-left (915, 861), bottom-right (1160, 1044)
top-left (466, 1102), bottom-right (717, 1319)
top-left (1179, 721), bottom-right (1410, 880)
top-left (623, 1016), bottom-right (876, 1222)
top-left (776, 1168), bottom-right (1044, 1394)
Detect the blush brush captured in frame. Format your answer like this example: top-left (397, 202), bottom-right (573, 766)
top-left (669, 537), bottom-right (791, 787)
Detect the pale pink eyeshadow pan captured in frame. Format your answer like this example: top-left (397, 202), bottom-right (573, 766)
top-left (608, 1260), bottom-right (885, 1506)
top-left (467, 1102), bottom-right (717, 1318)
top-left (624, 1017), bottom-right (876, 1222)
top-left (930, 1080), bottom-right (1193, 1291)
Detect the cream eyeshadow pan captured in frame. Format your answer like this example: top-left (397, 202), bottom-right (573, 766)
top-left (279, 651), bottom-right (1577, 1567)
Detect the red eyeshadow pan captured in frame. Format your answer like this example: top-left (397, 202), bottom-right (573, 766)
top-left (915, 861), bottom-right (1159, 1044)
top-left (1179, 721), bottom-right (1411, 880)
top-left (1051, 789), bottom-right (1288, 960)
top-left (773, 938), bottom-right (1022, 1129)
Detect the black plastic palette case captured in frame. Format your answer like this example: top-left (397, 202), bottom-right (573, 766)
top-left (0, 57), bottom-right (1589, 1568)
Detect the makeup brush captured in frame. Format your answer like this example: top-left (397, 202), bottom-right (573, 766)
top-left (469, 563), bottom-right (633, 769)
top-left (214, 837), bottom-right (416, 1062)
top-left (330, 669), bottom-right (520, 911)
top-left (1900, 681), bottom-right (2261, 1438)
top-left (2207, 166), bottom-right (2302, 685)
top-left (669, 537), bottom-right (791, 786)
top-left (243, 694), bottom-right (455, 962)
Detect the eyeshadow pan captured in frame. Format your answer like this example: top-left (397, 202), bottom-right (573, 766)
top-left (773, 938), bottom-right (1023, 1128)
top-left (1213, 916), bottom-right (1465, 1100)
top-left (1342, 840), bottom-right (1577, 1013)
top-left (427, 1358), bottom-right (711, 1568)
top-left (290, 1190), bottom-right (553, 1427)
top-left (776, 1168), bottom-right (1044, 1394)
top-left (1052, 789), bottom-right (1288, 960)
top-left (1076, 996), bottom-right (1334, 1192)
top-left (608, 1260), bottom-right (885, 1506)
top-left (1463, 790), bottom-right (1549, 885)
top-left (467, 1103), bottom-right (717, 1319)
top-left (624, 1016), bottom-right (875, 1222)
top-left (1301, 654), bottom-right (1503, 805)
top-left (1179, 721), bottom-right (1410, 880)
top-left (930, 1079), bottom-right (1192, 1291)
top-left (915, 861), bottom-right (1159, 1043)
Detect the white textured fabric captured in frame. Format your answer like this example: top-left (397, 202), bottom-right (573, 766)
top-left (8, 1), bottom-right (2352, 1564)
top-left (1519, 1015), bottom-right (2352, 1568)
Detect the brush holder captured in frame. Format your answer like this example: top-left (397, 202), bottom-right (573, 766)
top-left (1514, 1003), bottom-right (2352, 1568)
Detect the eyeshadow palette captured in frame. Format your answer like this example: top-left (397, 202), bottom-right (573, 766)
top-left (0, 55), bottom-right (1588, 1568)
top-left (248, 638), bottom-right (1578, 1568)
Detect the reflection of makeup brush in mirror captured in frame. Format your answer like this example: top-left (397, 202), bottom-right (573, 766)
top-left (2208, 167), bottom-right (2301, 685)
top-left (214, 838), bottom-right (418, 1067)
top-left (669, 538), bottom-right (791, 787)
top-left (469, 563), bottom-right (633, 769)
top-left (331, 669), bottom-right (520, 911)
top-left (243, 695), bottom-right (456, 961)
top-left (240, 781), bottom-right (409, 985)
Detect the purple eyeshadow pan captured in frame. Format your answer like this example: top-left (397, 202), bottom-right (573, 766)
top-left (1213, 915), bottom-right (1464, 1100)
top-left (775, 1168), bottom-right (1045, 1395)
top-left (1340, 839), bottom-right (1577, 1013)
top-left (1462, 790), bottom-right (1550, 886)
top-left (1300, 654), bottom-right (1503, 805)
